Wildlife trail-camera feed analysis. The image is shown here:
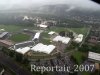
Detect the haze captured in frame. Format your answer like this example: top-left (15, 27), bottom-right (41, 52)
top-left (0, 0), bottom-right (100, 10)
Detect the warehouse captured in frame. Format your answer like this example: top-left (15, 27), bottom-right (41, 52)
top-left (14, 41), bottom-right (35, 49)
top-left (16, 47), bottom-right (30, 55)
top-left (53, 36), bottom-right (71, 44)
top-left (88, 51), bottom-right (100, 61)
top-left (31, 43), bottom-right (56, 54)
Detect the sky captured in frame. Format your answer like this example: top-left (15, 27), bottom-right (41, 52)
top-left (0, 0), bottom-right (100, 10)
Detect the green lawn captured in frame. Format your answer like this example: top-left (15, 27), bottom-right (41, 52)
top-left (67, 27), bottom-right (89, 35)
top-left (72, 51), bottom-right (86, 64)
top-left (0, 25), bottom-right (23, 32)
top-left (49, 27), bottom-right (68, 33)
top-left (0, 25), bottom-right (33, 32)
top-left (49, 26), bottom-right (89, 36)
top-left (9, 33), bottom-right (31, 43)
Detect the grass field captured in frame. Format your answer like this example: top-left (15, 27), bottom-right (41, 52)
top-left (9, 33), bottom-right (31, 42)
top-left (72, 51), bottom-right (86, 64)
top-left (0, 25), bottom-right (33, 32)
top-left (49, 26), bottom-right (89, 36)
top-left (49, 27), bottom-right (69, 32)
top-left (67, 27), bottom-right (89, 35)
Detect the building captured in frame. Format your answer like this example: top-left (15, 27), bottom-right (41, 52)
top-left (53, 36), bottom-right (71, 44)
top-left (31, 43), bottom-right (56, 54)
top-left (74, 34), bottom-right (83, 43)
top-left (16, 47), bottom-right (30, 55)
top-left (0, 40), bottom-right (13, 48)
top-left (13, 41), bottom-right (35, 55)
top-left (23, 16), bottom-right (29, 21)
top-left (48, 31), bottom-right (56, 35)
top-left (32, 32), bottom-right (40, 41)
top-left (39, 24), bottom-right (48, 28)
top-left (0, 32), bottom-right (9, 39)
top-left (14, 41), bottom-right (35, 49)
top-left (88, 51), bottom-right (100, 61)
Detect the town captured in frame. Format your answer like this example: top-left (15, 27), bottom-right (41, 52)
top-left (0, 14), bottom-right (100, 75)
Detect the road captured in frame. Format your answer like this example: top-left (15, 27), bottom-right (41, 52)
top-left (0, 51), bottom-right (33, 75)
top-left (79, 26), bottom-right (92, 47)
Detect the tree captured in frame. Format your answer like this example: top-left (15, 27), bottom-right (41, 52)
top-left (59, 31), bottom-right (65, 36)
top-left (15, 53), bottom-right (23, 62)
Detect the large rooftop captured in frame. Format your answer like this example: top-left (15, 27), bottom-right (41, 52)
top-left (15, 41), bottom-right (34, 49)
top-left (31, 43), bottom-right (56, 54)
top-left (53, 36), bottom-right (71, 44)
top-left (88, 51), bottom-right (100, 61)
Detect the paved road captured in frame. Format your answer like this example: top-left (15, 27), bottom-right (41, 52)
top-left (0, 51), bottom-right (33, 75)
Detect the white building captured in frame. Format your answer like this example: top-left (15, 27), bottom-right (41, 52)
top-left (53, 36), bottom-right (71, 44)
top-left (16, 47), bottom-right (30, 55)
top-left (39, 24), bottom-right (48, 28)
top-left (23, 16), bottom-right (29, 20)
top-left (88, 51), bottom-right (100, 61)
top-left (74, 34), bottom-right (83, 43)
top-left (33, 32), bottom-right (40, 40)
top-left (31, 43), bottom-right (56, 54)
top-left (48, 31), bottom-right (55, 35)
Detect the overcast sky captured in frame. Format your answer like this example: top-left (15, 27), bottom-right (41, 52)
top-left (0, 0), bottom-right (100, 10)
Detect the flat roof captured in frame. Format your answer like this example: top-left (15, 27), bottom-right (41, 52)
top-left (88, 51), bottom-right (100, 61)
top-left (53, 36), bottom-right (71, 44)
top-left (48, 31), bottom-right (55, 35)
top-left (39, 24), bottom-right (48, 28)
top-left (15, 41), bottom-right (34, 49)
top-left (16, 47), bottom-right (30, 55)
top-left (33, 32), bottom-right (40, 40)
top-left (0, 40), bottom-right (13, 46)
top-left (31, 43), bottom-right (56, 54)
top-left (74, 34), bottom-right (84, 43)
top-left (0, 32), bottom-right (8, 38)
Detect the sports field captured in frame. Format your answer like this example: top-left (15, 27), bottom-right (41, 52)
top-left (9, 33), bottom-right (31, 42)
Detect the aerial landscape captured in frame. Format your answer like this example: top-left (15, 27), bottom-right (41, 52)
top-left (0, 0), bottom-right (100, 75)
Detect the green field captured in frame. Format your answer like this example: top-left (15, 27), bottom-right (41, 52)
top-left (9, 33), bottom-right (31, 42)
top-left (49, 26), bottom-right (89, 36)
top-left (49, 27), bottom-right (69, 32)
top-left (67, 27), bottom-right (89, 35)
top-left (72, 51), bottom-right (86, 64)
top-left (0, 25), bottom-right (33, 32)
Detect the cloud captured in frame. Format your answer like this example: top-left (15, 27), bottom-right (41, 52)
top-left (0, 0), bottom-right (100, 10)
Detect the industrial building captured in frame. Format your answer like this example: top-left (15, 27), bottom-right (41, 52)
top-left (14, 41), bottom-right (35, 49)
top-left (53, 36), bottom-right (71, 44)
top-left (14, 42), bottom-right (56, 55)
top-left (31, 43), bottom-right (56, 54)
top-left (88, 51), bottom-right (100, 61)
top-left (16, 47), bottom-right (31, 55)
